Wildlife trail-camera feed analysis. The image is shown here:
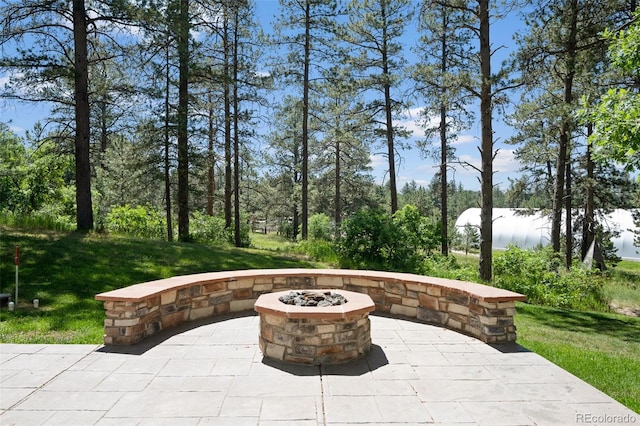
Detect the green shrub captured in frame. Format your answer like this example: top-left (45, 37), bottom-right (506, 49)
top-left (393, 205), bottom-right (441, 256)
top-left (189, 212), bottom-right (251, 246)
top-left (308, 213), bottom-right (333, 241)
top-left (190, 212), bottom-right (228, 244)
top-left (420, 254), bottom-right (477, 281)
top-left (277, 221), bottom-right (295, 240)
top-left (336, 208), bottom-right (419, 272)
top-left (105, 205), bottom-right (165, 239)
top-left (493, 245), bottom-right (608, 310)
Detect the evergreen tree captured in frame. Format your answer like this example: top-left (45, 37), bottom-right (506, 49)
top-left (312, 65), bottom-right (376, 226)
top-left (513, 0), bottom-right (631, 266)
top-left (270, 0), bottom-right (340, 239)
top-left (341, 0), bottom-right (413, 214)
top-left (413, 0), bottom-right (474, 255)
top-left (264, 96), bottom-right (305, 240)
top-left (420, 0), bottom-right (518, 280)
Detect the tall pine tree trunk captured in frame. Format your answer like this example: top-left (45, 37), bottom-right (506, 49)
top-left (478, 0), bottom-right (493, 281)
top-left (233, 7), bottom-right (242, 247)
top-left (551, 0), bottom-right (578, 260)
top-left (439, 8), bottom-right (449, 256)
top-left (440, 104), bottom-right (448, 256)
top-left (223, 13), bottom-right (232, 229)
top-left (582, 123), bottom-right (595, 260)
top-left (73, 0), bottom-right (94, 231)
top-left (334, 136), bottom-right (341, 228)
top-left (382, 2), bottom-right (397, 214)
top-left (301, 0), bottom-right (310, 239)
top-left (565, 155), bottom-right (572, 267)
top-left (164, 44), bottom-right (173, 241)
top-left (207, 99), bottom-right (216, 217)
top-left (176, 0), bottom-right (190, 241)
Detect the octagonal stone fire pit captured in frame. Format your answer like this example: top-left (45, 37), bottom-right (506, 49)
top-left (254, 289), bottom-right (375, 365)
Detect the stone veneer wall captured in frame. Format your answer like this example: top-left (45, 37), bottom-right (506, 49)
top-left (98, 271), bottom-right (522, 346)
top-left (258, 312), bottom-right (372, 365)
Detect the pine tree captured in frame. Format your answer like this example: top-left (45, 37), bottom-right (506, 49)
top-left (513, 0), bottom-right (630, 266)
top-left (270, 0), bottom-right (340, 239)
top-left (341, 0), bottom-right (413, 214)
top-left (413, 0), bottom-right (474, 255)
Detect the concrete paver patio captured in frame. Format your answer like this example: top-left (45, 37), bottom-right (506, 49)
top-left (1, 314), bottom-right (637, 425)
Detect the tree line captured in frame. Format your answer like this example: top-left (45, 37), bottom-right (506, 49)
top-left (1, 0), bottom-right (639, 280)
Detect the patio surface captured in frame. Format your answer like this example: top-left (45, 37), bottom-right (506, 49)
top-left (1, 313), bottom-right (637, 425)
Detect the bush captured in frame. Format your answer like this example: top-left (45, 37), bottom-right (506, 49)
top-left (308, 213), bottom-right (333, 241)
top-left (493, 245), bottom-right (608, 310)
top-left (105, 205), bottom-right (165, 239)
top-left (420, 254), bottom-right (477, 281)
top-left (190, 212), bottom-right (228, 244)
top-left (191, 212), bottom-right (251, 247)
top-left (393, 205), bottom-right (441, 256)
top-left (277, 221), bottom-right (295, 240)
top-left (336, 208), bottom-right (419, 272)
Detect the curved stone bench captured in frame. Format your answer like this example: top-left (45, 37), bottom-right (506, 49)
top-left (95, 268), bottom-right (526, 346)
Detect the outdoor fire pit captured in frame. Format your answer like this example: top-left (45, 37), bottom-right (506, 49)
top-left (254, 289), bottom-right (375, 365)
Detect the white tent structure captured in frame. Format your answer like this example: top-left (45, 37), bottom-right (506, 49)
top-left (454, 208), bottom-right (640, 261)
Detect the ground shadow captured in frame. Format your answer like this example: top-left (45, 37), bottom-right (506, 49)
top-left (97, 311), bottom-right (257, 356)
top-left (259, 344), bottom-right (389, 377)
top-left (489, 342), bottom-right (531, 354)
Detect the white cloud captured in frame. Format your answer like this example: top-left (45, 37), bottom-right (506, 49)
top-left (402, 108), bottom-right (440, 138)
top-left (9, 124), bottom-right (25, 134)
top-left (397, 175), bottom-right (430, 188)
top-left (493, 149), bottom-right (520, 173)
top-left (451, 134), bottom-right (476, 146)
top-left (0, 74), bottom-right (10, 88)
top-left (452, 149), bottom-right (520, 174)
top-left (369, 153), bottom-right (386, 168)
top-left (414, 161), bottom-right (437, 172)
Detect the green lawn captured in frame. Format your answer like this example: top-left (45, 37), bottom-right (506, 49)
top-left (1, 227), bottom-right (639, 412)
top-left (515, 303), bottom-right (640, 413)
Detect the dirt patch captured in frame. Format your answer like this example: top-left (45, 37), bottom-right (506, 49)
top-left (610, 303), bottom-right (640, 317)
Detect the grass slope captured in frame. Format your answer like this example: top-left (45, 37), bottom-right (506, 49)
top-left (0, 228), bottom-right (321, 344)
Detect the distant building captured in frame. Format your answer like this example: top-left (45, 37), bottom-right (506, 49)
top-left (454, 208), bottom-right (640, 261)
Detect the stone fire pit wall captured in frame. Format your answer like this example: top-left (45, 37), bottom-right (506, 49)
top-left (254, 290), bottom-right (375, 365)
top-left (95, 269), bottom-right (526, 346)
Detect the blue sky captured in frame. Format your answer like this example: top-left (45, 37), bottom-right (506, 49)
top-left (1, 0), bottom-right (527, 192)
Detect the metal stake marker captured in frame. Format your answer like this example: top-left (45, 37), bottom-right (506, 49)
top-left (14, 246), bottom-right (19, 310)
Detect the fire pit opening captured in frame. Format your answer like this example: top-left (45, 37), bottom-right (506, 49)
top-left (279, 290), bottom-right (348, 307)
top-left (254, 289), bottom-right (375, 365)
